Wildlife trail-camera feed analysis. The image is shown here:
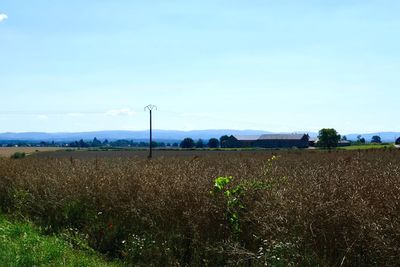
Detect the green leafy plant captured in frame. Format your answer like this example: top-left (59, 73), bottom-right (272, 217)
top-left (212, 157), bottom-right (283, 239)
top-left (213, 176), bottom-right (245, 238)
top-left (10, 152), bottom-right (26, 159)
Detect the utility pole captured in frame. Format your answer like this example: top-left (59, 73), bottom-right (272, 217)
top-left (144, 104), bottom-right (157, 158)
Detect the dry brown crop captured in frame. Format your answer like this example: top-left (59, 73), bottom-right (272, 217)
top-left (0, 147), bottom-right (62, 157)
top-left (0, 149), bottom-right (400, 266)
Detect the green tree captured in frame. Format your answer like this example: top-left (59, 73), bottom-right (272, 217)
top-left (371, 135), bottom-right (382, 143)
top-left (158, 142), bottom-right (166, 148)
top-left (78, 139), bottom-right (89, 148)
top-left (180, 138), bottom-right (195, 148)
top-left (318, 128), bottom-right (341, 149)
top-left (196, 139), bottom-right (204, 148)
top-left (151, 141), bottom-right (159, 148)
top-left (92, 137), bottom-right (102, 147)
top-left (220, 135), bottom-right (230, 148)
top-left (208, 138), bottom-right (220, 148)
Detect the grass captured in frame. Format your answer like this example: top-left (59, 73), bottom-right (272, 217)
top-left (337, 143), bottom-right (395, 150)
top-left (0, 213), bottom-right (119, 267)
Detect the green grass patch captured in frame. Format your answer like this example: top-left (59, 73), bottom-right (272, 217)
top-left (0, 214), bottom-right (120, 267)
top-left (337, 144), bottom-right (395, 150)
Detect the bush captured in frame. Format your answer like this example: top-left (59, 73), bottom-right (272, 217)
top-left (10, 152), bottom-right (26, 159)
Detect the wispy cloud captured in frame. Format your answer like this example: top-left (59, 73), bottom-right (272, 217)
top-left (180, 112), bottom-right (216, 119)
top-left (106, 108), bottom-right (136, 117)
top-left (0, 13), bottom-right (8, 22)
top-left (67, 113), bottom-right (85, 117)
top-left (36, 115), bottom-right (49, 120)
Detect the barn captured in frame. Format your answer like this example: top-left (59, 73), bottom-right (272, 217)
top-left (231, 135), bottom-right (260, 147)
top-left (228, 134), bottom-right (310, 148)
top-left (337, 140), bottom-right (351, 147)
top-left (256, 134), bottom-right (309, 148)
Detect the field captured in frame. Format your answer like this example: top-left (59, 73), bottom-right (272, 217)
top-left (1, 149), bottom-right (400, 266)
top-left (33, 149), bottom-right (290, 159)
top-left (0, 147), bottom-right (62, 157)
top-left (337, 144), bottom-right (396, 150)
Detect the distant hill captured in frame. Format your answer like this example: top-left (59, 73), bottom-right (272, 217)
top-left (0, 130), bottom-right (272, 143)
top-left (0, 130), bottom-right (398, 143)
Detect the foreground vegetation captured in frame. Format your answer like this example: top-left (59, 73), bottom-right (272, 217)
top-left (0, 214), bottom-right (118, 266)
top-left (1, 149), bottom-right (400, 266)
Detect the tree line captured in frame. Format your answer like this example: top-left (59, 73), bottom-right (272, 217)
top-left (0, 131), bottom-right (393, 149)
top-left (318, 128), bottom-right (385, 149)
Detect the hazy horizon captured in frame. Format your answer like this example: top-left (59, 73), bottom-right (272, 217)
top-left (1, 128), bottom-right (399, 137)
top-left (1, 1), bottom-right (399, 133)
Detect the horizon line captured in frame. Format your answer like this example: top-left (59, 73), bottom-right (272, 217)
top-left (1, 129), bottom-right (400, 136)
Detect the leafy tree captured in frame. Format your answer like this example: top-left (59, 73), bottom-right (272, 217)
top-left (356, 135), bottom-right (366, 144)
top-left (78, 139), bottom-right (89, 148)
top-left (111, 139), bottom-right (133, 147)
top-left (318, 128), bottom-right (341, 149)
top-left (139, 142), bottom-right (147, 147)
top-left (371, 135), bottom-right (382, 143)
top-left (92, 137), bottom-right (102, 147)
top-left (40, 141), bottom-right (48, 147)
top-left (158, 142), bottom-right (166, 148)
top-left (196, 139), bottom-right (204, 148)
top-left (180, 138), bottom-right (195, 149)
top-left (151, 141), bottom-right (158, 148)
top-left (220, 135), bottom-right (230, 148)
top-left (341, 136), bottom-right (347, 141)
top-left (208, 138), bottom-right (220, 148)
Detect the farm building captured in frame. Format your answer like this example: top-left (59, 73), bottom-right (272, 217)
top-left (223, 134), bottom-right (310, 148)
top-left (256, 134), bottom-right (310, 148)
top-left (337, 140), bottom-right (351, 147)
top-left (309, 138), bottom-right (318, 147)
top-left (231, 135), bottom-right (260, 147)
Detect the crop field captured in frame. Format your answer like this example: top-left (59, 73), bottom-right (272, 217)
top-left (33, 149), bottom-right (290, 159)
top-left (1, 149), bottom-right (400, 266)
top-left (0, 147), bottom-right (62, 157)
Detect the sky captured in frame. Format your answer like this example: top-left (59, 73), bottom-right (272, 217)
top-left (0, 0), bottom-right (399, 134)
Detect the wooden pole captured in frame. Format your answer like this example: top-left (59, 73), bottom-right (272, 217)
top-left (149, 109), bottom-right (152, 158)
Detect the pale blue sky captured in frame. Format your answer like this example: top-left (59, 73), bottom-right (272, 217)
top-left (0, 1), bottom-right (399, 134)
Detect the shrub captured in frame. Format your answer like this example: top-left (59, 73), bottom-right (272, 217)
top-left (10, 152), bottom-right (26, 159)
